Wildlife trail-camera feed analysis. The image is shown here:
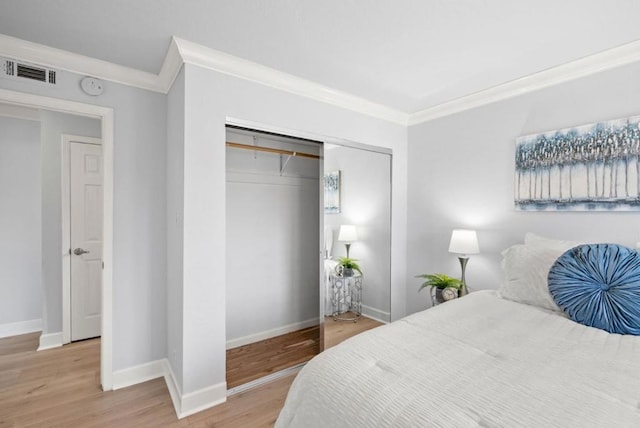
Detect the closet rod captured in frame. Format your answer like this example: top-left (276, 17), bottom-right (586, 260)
top-left (226, 141), bottom-right (321, 159)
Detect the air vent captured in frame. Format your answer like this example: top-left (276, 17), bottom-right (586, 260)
top-left (17, 63), bottom-right (46, 81)
top-left (1, 58), bottom-right (57, 85)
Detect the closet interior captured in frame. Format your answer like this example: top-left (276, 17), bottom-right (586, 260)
top-left (225, 126), bottom-right (322, 390)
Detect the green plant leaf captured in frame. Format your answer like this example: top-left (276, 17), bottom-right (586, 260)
top-left (415, 273), bottom-right (462, 291)
top-left (337, 256), bottom-right (362, 274)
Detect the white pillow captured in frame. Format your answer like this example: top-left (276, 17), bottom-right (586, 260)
top-left (498, 243), bottom-right (571, 312)
top-left (524, 232), bottom-right (581, 252)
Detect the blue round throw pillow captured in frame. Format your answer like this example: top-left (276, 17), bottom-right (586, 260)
top-left (548, 243), bottom-right (640, 335)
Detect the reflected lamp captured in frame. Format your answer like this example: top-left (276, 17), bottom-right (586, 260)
top-left (338, 225), bottom-right (358, 258)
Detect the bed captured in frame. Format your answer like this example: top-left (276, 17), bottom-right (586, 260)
top-left (276, 234), bottom-right (640, 427)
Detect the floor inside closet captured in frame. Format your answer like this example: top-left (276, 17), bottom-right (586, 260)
top-left (226, 325), bottom-right (320, 389)
top-left (225, 315), bottom-right (384, 390)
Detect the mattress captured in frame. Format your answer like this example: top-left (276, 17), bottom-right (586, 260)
top-left (276, 291), bottom-right (640, 427)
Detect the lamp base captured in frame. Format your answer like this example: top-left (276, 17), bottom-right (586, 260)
top-left (458, 256), bottom-right (470, 297)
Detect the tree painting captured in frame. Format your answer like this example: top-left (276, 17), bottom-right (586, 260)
top-left (515, 116), bottom-right (640, 211)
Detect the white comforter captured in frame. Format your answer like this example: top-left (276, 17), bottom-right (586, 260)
top-left (276, 291), bottom-right (640, 427)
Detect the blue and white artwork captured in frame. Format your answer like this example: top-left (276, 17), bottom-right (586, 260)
top-left (324, 170), bottom-right (341, 214)
top-left (515, 115), bottom-right (640, 211)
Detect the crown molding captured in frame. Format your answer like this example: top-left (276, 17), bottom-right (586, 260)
top-left (408, 39), bottom-right (640, 126)
top-left (0, 34), bottom-right (164, 93)
top-left (157, 37), bottom-right (184, 93)
top-left (172, 37), bottom-right (409, 125)
top-left (2, 33), bottom-right (640, 127)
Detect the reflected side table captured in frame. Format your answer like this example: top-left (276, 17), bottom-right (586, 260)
top-left (330, 273), bottom-right (362, 322)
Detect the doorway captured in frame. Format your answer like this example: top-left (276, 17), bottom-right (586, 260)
top-left (0, 88), bottom-right (114, 390)
top-left (62, 135), bottom-right (103, 342)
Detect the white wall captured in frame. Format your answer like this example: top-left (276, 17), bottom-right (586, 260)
top-left (40, 110), bottom-right (101, 334)
top-left (170, 62), bottom-right (407, 400)
top-left (406, 60), bottom-right (640, 316)
top-left (166, 66), bottom-right (185, 388)
top-left (0, 116), bottom-right (42, 333)
top-left (324, 145), bottom-right (391, 321)
top-left (226, 130), bottom-right (320, 344)
top-left (0, 69), bottom-right (168, 372)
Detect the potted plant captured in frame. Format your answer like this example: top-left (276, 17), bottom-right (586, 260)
top-left (335, 256), bottom-right (362, 277)
top-left (416, 273), bottom-right (462, 304)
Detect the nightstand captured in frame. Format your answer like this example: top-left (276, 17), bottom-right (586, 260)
top-left (330, 273), bottom-right (362, 322)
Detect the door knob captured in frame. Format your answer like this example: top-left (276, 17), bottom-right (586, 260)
top-left (73, 248), bottom-right (90, 255)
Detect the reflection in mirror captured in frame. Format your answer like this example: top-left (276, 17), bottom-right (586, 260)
top-left (225, 126), bottom-right (321, 391)
top-left (323, 144), bottom-right (391, 349)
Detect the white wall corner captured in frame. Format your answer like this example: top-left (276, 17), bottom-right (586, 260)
top-left (112, 359), bottom-right (166, 390)
top-left (37, 331), bottom-right (63, 351)
top-left (0, 319), bottom-right (42, 339)
top-left (163, 359), bottom-right (227, 419)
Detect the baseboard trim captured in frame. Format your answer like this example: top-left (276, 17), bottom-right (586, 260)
top-left (226, 317), bottom-right (319, 349)
top-left (163, 361), bottom-right (183, 418)
top-left (361, 305), bottom-right (391, 324)
top-left (0, 319), bottom-right (42, 338)
top-left (112, 359), bottom-right (166, 390)
top-left (180, 381), bottom-right (227, 418)
top-left (37, 331), bottom-right (63, 351)
top-left (163, 359), bottom-right (227, 419)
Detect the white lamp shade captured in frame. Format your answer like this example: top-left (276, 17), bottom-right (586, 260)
top-left (448, 229), bottom-right (479, 255)
top-left (338, 225), bottom-right (358, 242)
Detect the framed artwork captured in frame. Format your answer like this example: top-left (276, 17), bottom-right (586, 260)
top-left (324, 170), bottom-right (341, 214)
top-left (515, 115), bottom-right (640, 211)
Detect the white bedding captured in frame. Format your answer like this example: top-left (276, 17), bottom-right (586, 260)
top-left (276, 291), bottom-right (640, 427)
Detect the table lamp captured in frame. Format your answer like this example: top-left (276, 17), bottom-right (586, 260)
top-left (448, 229), bottom-right (479, 297)
top-left (338, 225), bottom-right (358, 258)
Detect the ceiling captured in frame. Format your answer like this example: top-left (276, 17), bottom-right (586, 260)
top-left (2, 1), bottom-right (640, 114)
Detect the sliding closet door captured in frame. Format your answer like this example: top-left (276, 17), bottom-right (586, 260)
top-left (225, 126), bottom-right (321, 388)
top-left (322, 144), bottom-right (392, 339)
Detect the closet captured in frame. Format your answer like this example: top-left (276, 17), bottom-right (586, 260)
top-left (225, 126), bottom-right (321, 390)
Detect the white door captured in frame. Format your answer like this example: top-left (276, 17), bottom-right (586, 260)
top-left (70, 142), bottom-right (103, 341)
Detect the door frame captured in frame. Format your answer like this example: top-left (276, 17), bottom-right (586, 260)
top-left (0, 88), bottom-right (115, 391)
top-left (62, 134), bottom-right (103, 344)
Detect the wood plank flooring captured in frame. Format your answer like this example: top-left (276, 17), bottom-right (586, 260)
top-left (226, 326), bottom-right (319, 389)
top-left (324, 314), bottom-right (383, 349)
top-left (0, 318), bottom-right (383, 427)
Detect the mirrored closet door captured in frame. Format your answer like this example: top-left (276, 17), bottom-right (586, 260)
top-left (225, 126), bottom-right (321, 390)
top-left (322, 144), bottom-right (392, 349)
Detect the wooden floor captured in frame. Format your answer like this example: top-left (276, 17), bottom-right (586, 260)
top-left (0, 318), bottom-right (383, 427)
top-left (226, 326), bottom-right (319, 389)
top-left (324, 314), bottom-right (383, 349)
